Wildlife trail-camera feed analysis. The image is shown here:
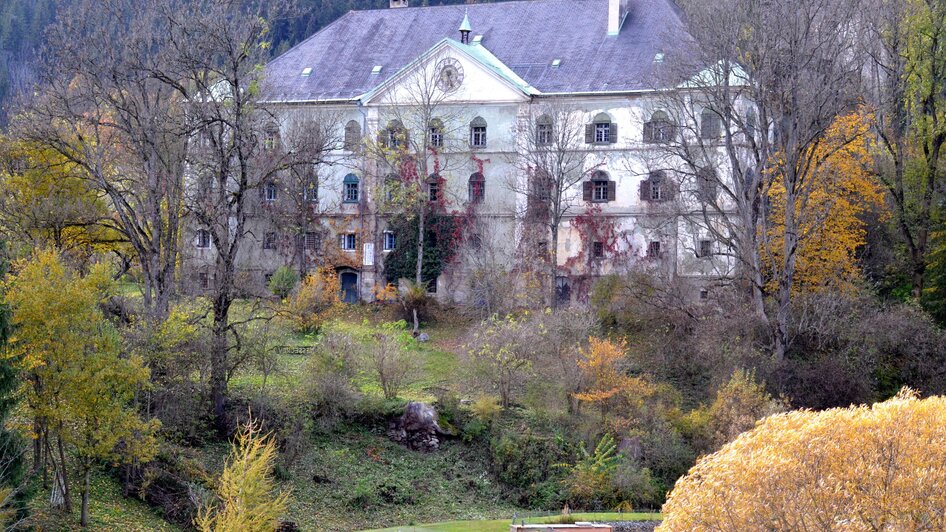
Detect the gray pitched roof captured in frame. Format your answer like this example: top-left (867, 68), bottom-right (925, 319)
top-left (263, 0), bottom-right (693, 102)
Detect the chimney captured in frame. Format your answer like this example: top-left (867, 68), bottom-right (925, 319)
top-left (607, 0), bottom-right (629, 36)
top-left (390, 0), bottom-right (408, 8)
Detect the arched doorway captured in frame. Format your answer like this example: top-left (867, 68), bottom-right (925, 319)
top-left (339, 270), bottom-right (359, 304)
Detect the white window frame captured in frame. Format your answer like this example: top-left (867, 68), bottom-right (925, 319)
top-left (383, 231), bottom-right (396, 251)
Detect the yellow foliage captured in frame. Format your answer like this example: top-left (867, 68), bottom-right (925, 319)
top-left (574, 337), bottom-right (654, 416)
top-left (280, 268), bottom-right (341, 334)
top-left (195, 422), bottom-right (289, 532)
top-left (659, 389), bottom-right (946, 531)
top-left (764, 111), bottom-right (887, 293)
top-left (470, 395), bottom-right (503, 423)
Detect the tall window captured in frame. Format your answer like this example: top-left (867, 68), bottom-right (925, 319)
top-left (263, 126), bottom-right (279, 152)
top-left (536, 115), bottom-right (553, 146)
top-left (304, 175), bottom-right (318, 203)
top-left (592, 241), bottom-right (604, 259)
top-left (428, 119), bottom-right (444, 148)
top-left (263, 181), bottom-right (278, 202)
top-left (383, 231), bottom-right (396, 251)
top-left (586, 113), bottom-right (617, 144)
top-left (468, 172), bottom-right (485, 203)
top-left (196, 229), bottom-right (211, 249)
top-left (344, 120), bottom-right (361, 151)
top-left (305, 231), bottom-right (321, 251)
top-left (470, 117), bottom-right (487, 148)
top-left (642, 170), bottom-right (671, 202)
top-left (384, 174), bottom-right (400, 202)
top-left (644, 110), bottom-right (674, 143)
top-left (427, 174), bottom-right (442, 202)
top-left (263, 232), bottom-right (277, 250)
top-left (343, 174), bottom-right (359, 203)
top-left (700, 109), bottom-right (721, 139)
top-left (338, 233), bottom-right (357, 251)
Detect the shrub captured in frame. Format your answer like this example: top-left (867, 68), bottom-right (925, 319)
top-left (281, 268), bottom-right (341, 334)
top-left (268, 266), bottom-right (298, 299)
top-left (305, 332), bottom-right (361, 430)
top-left (363, 323), bottom-right (420, 400)
top-left (659, 389), bottom-right (946, 531)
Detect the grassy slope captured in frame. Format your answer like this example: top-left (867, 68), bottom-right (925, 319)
top-left (27, 470), bottom-right (181, 531)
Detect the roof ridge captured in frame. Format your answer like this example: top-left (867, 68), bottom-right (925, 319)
top-left (346, 0), bottom-right (595, 14)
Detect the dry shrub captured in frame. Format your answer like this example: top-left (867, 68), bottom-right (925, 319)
top-left (660, 389), bottom-right (946, 531)
top-left (281, 268), bottom-right (341, 334)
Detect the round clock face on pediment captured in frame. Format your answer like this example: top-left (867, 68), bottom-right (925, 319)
top-left (436, 58), bottom-right (464, 93)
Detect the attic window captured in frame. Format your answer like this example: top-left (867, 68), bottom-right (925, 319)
top-left (301, 67), bottom-right (313, 77)
top-left (371, 65), bottom-right (383, 75)
top-left (654, 53), bottom-right (665, 64)
top-left (551, 59), bottom-right (562, 68)
top-left (472, 35), bottom-right (483, 44)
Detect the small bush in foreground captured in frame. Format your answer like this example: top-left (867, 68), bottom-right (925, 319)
top-left (659, 389), bottom-right (946, 531)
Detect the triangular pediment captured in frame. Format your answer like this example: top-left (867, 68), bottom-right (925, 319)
top-left (361, 39), bottom-right (537, 106)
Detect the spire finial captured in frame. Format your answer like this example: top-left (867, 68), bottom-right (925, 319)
top-left (459, 9), bottom-right (472, 44)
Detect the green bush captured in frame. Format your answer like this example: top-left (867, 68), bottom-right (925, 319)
top-left (490, 428), bottom-right (571, 507)
top-left (268, 266), bottom-right (298, 299)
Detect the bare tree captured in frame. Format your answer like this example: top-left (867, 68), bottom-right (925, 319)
top-left (655, 0), bottom-right (866, 360)
top-left (166, 0), bottom-right (328, 432)
top-left (508, 104), bottom-right (601, 307)
top-left (364, 331), bottom-right (420, 400)
top-left (368, 49), bottom-right (475, 292)
top-left (16, 0), bottom-right (191, 319)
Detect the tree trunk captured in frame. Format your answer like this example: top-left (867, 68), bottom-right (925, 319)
top-left (210, 304), bottom-right (230, 436)
top-left (415, 209), bottom-right (426, 285)
top-left (56, 435), bottom-right (72, 513)
top-left (80, 468), bottom-right (90, 527)
top-left (549, 225), bottom-right (559, 308)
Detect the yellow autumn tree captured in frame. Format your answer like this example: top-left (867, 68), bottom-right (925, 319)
top-left (574, 337), bottom-right (653, 418)
top-left (2, 250), bottom-right (158, 526)
top-left (659, 389), bottom-right (946, 531)
top-left (195, 422), bottom-right (289, 532)
top-left (764, 111), bottom-right (887, 293)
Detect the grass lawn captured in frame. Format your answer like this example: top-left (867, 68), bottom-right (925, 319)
top-left (363, 512), bottom-right (663, 532)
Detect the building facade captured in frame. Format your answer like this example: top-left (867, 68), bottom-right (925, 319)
top-left (183, 0), bottom-right (739, 304)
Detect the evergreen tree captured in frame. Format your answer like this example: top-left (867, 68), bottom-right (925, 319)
top-left (0, 242), bottom-right (27, 524)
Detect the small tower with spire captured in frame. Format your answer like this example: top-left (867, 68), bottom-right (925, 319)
top-left (459, 11), bottom-right (472, 44)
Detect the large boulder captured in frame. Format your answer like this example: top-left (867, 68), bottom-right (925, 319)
top-left (388, 401), bottom-right (445, 452)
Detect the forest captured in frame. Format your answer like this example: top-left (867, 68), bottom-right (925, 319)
top-left (0, 0), bottom-right (944, 530)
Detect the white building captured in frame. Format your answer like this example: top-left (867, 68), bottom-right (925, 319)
top-left (184, 0), bottom-right (738, 304)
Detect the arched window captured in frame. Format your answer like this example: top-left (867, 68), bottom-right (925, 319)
top-left (428, 118), bottom-right (445, 148)
top-left (382, 120), bottom-right (406, 149)
top-left (262, 180), bottom-right (278, 202)
top-left (536, 115), bottom-right (553, 146)
top-left (426, 174), bottom-right (443, 202)
top-left (586, 112), bottom-right (617, 144)
top-left (700, 108), bottom-right (721, 139)
top-left (641, 170), bottom-right (673, 202)
top-left (343, 174), bottom-right (360, 203)
top-left (643, 110), bottom-right (674, 143)
top-left (344, 120), bottom-right (361, 151)
top-left (583, 170), bottom-right (615, 203)
top-left (468, 172), bottom-right (485, 203)
top-left (470, 117), bottom-right (487, 148)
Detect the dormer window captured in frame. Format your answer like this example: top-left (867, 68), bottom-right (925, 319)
top-left (468, 172), bottom-right (485, 203)
top-left (470, 117), bottom-right (487, 148)
top-left (586, 113), bottom-right (617, 145)
top-left (583, 170), bottom-right (615, 203)
top-left (343, 174), bottom-right (360, 203)
top-left (644, 111), bottom-right (674, 143)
